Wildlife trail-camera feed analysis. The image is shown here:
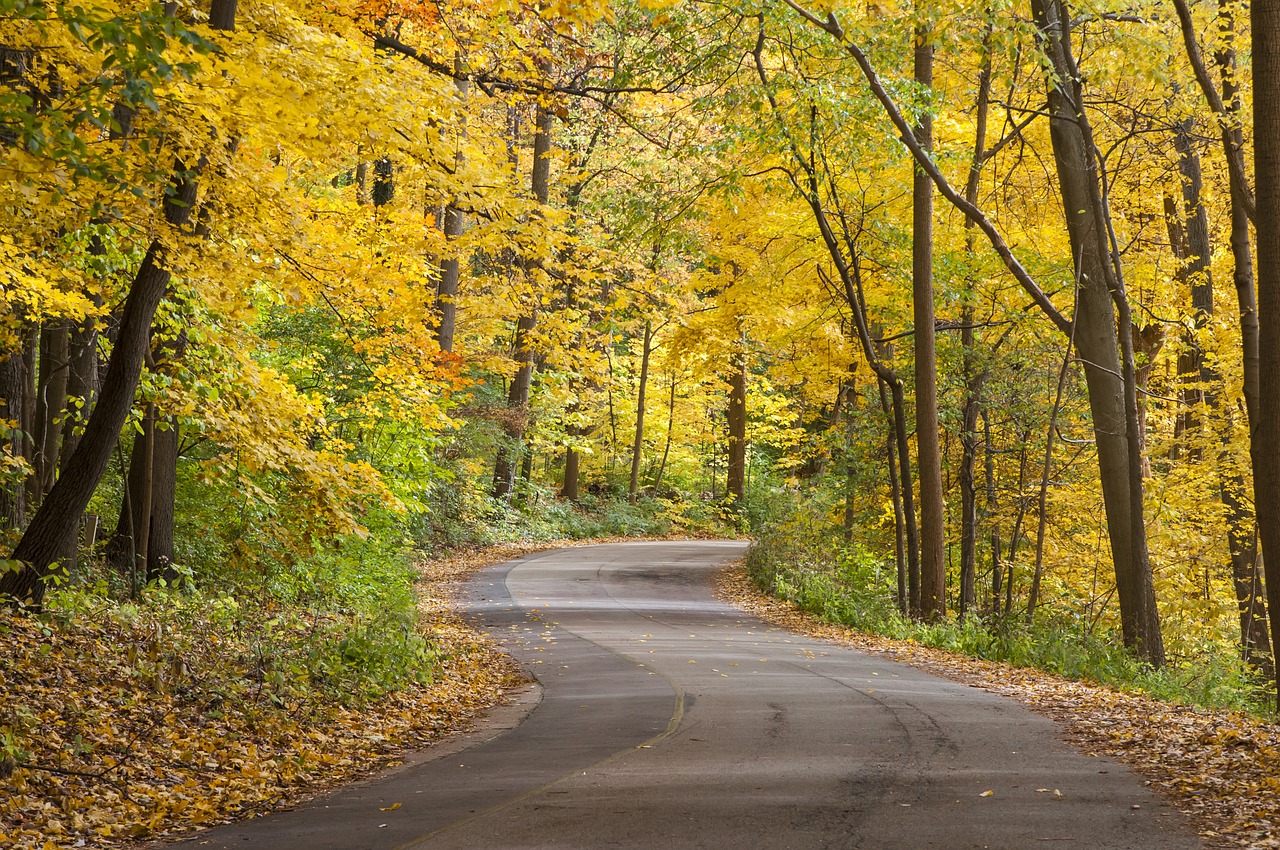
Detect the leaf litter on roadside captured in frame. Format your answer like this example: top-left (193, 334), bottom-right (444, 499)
top-left (0, 537), bottom-right (680, 849)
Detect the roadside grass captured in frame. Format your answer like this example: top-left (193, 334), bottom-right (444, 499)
top-left (745, 524), bottom-right (1271, 718)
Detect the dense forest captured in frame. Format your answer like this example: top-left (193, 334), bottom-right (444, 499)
top-left (6, 0), bottom-right (1280, 835)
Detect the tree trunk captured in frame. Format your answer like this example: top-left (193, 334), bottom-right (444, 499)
top-left (957, 0), bottom-right (995, 625)
top-left (985, 408), bottom-right (1003, 616)
top-left (32, 324), bottom-right (70, 498)
top-left (0, 351), bottom-right (26, 530)
top-left (435, 59), bottom-right (469, 353)
top-left (61, 304), bottom-right (101, 466)
top-left (2, 239), bottom-right (176, 605)
top-left (725, 342), bottom-right (747, 508)
top-left (654, 376), bottom-right (677, 495)
top-left (20, 328), bottom-right (36, 508)
top-left (561, 444), bottom-right (581, 501)
top-left (879, 378), bottom-right (908, 615)
top-left (1031, 0), bottom-right (1163, 664)
top-left (628, 320), bottom-right (652, 503)
top-left (492, 105), bottom-right (552, 501)
top-left (913, 26), bottom-right (945, 621)
top-left (1250, 0), bottom-right (1280, 692)
top-left (0, 0), bottom-right (236, 607)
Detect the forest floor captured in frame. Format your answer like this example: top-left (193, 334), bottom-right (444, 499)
top-left (715, 566), bottom-right (1280, 850)
top-left (0, 540), bottom-right (582, 850)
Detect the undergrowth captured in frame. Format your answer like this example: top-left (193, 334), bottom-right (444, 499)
top-left (746, 510), bottom-right (1272, 716)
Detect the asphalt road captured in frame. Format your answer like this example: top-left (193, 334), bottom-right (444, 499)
top-left (171, 540), bottom-right (1202, 849)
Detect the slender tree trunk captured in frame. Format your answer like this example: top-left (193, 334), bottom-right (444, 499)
top-left (492, 105), bottom-right (553, 501)
top-left (19, 328), bottom-right (35, 508)
top-left (1029, 325), bottom-right (1075, 624)
top-left (654, 376), bottom-right (677, 495)
top-left (958, 17), bottom-right (992, 623)
top-left (725, 342), bottom-right (747, 508)
top-left (629, 320), bottom-right (653, 503)
top-left (33, 324), bottom-right (70, 498)
top-left (0, 351), bottom-right (26, 530)
top-left (913, 25), bottom-right (945, 621)
top-left (61, 303), bottom-right (101, 466)
top-left (1249, 0), bottom-right (1280, 693)
top-left (985, 408), bottom-right (1002, 616)
top-left (879, 378), bottom-right (908, 615)
top-left (435, 57), bottom-right (469, 353)
top-left (842, 381), bottom-right (858, 542)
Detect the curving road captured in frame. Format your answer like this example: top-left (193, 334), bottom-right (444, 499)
top-left (172, 540), bottom-right (1201, 849)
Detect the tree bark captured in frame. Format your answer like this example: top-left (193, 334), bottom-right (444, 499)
top-left (1030, 0), bottom-right (1163, 663)
top-left (2, 239), bottom-right (176, 605)
top-left (0, 351), bottom-right (26, 530)
top-left (725, 341), bottom-right (747, 507)
top-left (0, 0), bottom-right (235, 606)
top-left (628, 320), bottom-right (652, 503)
top-left (1250, 0), bottom-right (1280, 692)
top-left (61, 304), bottom-right (101, 466)
top-left (435, 59), bottom-right (469, 353)
top-left (913, 25), bottom-right (945, 621)
top-left (493, 105), bottom-right (552, 501)
top-left (32, 323), bottom-right (70, 498)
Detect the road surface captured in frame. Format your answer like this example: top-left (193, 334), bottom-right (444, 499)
top-left (170, 540), bottom-right (1201, 849)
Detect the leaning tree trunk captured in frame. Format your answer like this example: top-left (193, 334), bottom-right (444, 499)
top-left (1031, 0), bottom-right (1163, 664)
top-left (2, 239), bottom-right (181, 605)
top-left (0, 0), bottom-right (235, 607)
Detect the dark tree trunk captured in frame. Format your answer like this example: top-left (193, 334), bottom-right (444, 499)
top-left (725, 343), bottom-right (747, 507)
top-left (1250, 0), bottom-right (1280, 692)
top-left (492, 314), bottom-right (537, 501)
top-left (913, 27), bottom-right (945, 621)
top-left (561, 444), bottom-right (581, 501)
top-left (957, 4), bottom-right (994, 625)
top-left (435, 63), bottom-right (469, 353)
top-left (1031, 0), bottom-right (1163, 664)
top-left (20, 328), bottom-right (36, 508)
top-left (878, 378), bottom-right (908, 615)
top-left (33, 324), bottom-right (70, 498)
top-left (0, 351), bottom-right (27, 530)
top-left (985, 408), bottom-right (1003, 616)
top-left (371, 156), bottom-right (394, 207)
top-left (61, 303), bottom-right (101, 466)
top-left (0, 0), bottom-right (235, 606)
top-left (629, 320), bottom-right (652, 503)
top-left (2, 239), bottom-right (176, 605)
top-left (492, 105), bottom-right (552, 501)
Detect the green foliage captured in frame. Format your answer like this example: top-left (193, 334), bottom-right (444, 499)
top-left (747, 500), bottom-right (1270, 716)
